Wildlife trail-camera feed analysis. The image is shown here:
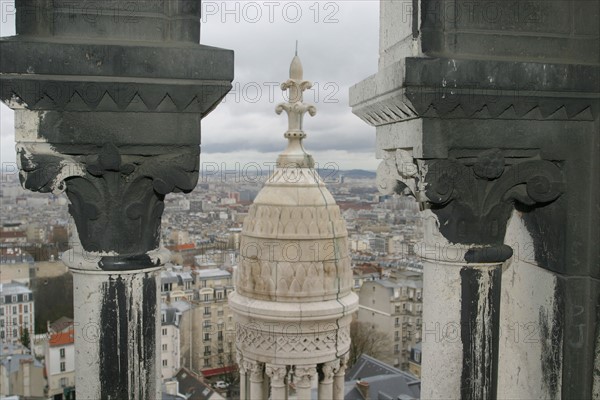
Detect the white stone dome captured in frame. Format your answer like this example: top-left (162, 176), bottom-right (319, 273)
top-left (229, 54), bottom-right (357, 372)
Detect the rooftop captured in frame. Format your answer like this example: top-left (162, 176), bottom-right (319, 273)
top-left (196, 268), bottom-right (230, 279)
top-left (0, 282), bottom-right (32, 296)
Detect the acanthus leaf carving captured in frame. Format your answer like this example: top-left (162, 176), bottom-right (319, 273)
top-left (34, 143), bottom-right (202, 260)
top-left (423, 150), bottom-right (564, 245)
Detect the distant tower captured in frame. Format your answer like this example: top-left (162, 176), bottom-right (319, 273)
top-left (229, 53), bottom-right (358, 400)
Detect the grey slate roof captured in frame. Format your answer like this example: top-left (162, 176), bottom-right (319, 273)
top-left (344, 354), bottom-right (420, 400)
top-left (174, 367), bottom-right (215, 400)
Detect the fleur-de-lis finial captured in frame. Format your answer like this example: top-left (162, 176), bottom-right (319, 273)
top-left (275, 45), bottom-right (317, 168)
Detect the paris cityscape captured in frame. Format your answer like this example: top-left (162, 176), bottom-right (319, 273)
top-left (1, 164), bottom-right (424, 399)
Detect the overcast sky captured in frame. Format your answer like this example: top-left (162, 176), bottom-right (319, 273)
top-left (0, 1), bottom-right (381, 172)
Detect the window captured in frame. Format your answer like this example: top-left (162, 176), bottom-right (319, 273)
top-left (0, 296), bottom-right (4, 304)
top-left (60, 377), bottom-right (68, 387)
top-left (204, 307), bottom-right (211, 316)
top-left (162, 359), bottom-right (168, 367)
top-left (414, 351), bottom-right (421, 363)
top-left (162, 344), bottom-right (167, 352)
top-left (60, 362), bottom-right (66, 372)
top-left (23, 294), bottom-right (28, 302)
top-left (204, 333), bottom-right (211, 341)
top-left (60, 348), bottom-right (66, 358)
top-left (217, 291), bottom-right (223, 300)
top-left (162, 328), bottom-right (167, 336)
top-left (12, 306), bottom-right (17, 314)
top-left (0, 331), bottom-right (3, 339)
top-left (12, 328), bottom-right (17, 338)
top-left (203, 320), bottom-right (211, 329)
top-left (11, 295), bottom-right (17, 303)
top-left (0, 319), bottom-right (3, 327)
top-left (204, 294), bottom-right (210, 302)
top-left (24, 305), bottom-right (28, 313)
top-left (204, 358), bottom-right (210, 367)
top-left (204, 345), bottom-right (211, 356)
top-left (0, 308), bottom-right (3, 316)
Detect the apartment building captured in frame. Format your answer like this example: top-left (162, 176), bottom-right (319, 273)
top-left (0, 282), bottom-right (34, 345)
top-left (45, 319), bottom-right (76, 399)
top-left (357, 271), bottom-right (423, 369)
top-left (179, 268), bottom-right (236, 378)
top-left (160, 265), bottom-right (195, 303)
top-left (160, 304), bottom-right (182, 380)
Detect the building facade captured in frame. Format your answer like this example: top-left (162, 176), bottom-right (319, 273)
top-left (178, 268), bottom-right (236, 377)
top-left (357, 272), bottom-right (423, 369)
top-left (160, 305), bottom-right (181, 380)
top-left (0, 283), bottom-right (34, 345)
top-left (45, 325), bottom-right (76, 398)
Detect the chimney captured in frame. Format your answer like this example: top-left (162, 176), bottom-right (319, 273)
top-left (356, 379), bottom-right (370, 400)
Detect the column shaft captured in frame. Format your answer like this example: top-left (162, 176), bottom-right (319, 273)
top-left (333, 358), bottom-right (347, 400)
top-left (72, 267), bottom-right (161, 400)
top-left (239, 370), bottom-right (247, 400)
top-left (421, 258), bottom-right (502, 400)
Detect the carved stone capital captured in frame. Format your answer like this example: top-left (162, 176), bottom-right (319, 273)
top-left (246, 360), bottom-right (264, 381)
top-left (377, 148), bottom-right (565, 256)
top-left (320, 360), bottom-right (339, 382)
top-left (334, 353), bottom-right (350, 375)
top-left (265, 364), bottom-right (288, 384)
top-left (294, 365), bottom-right (317, 387)
top-left (423, 150), bottom-right (564, 247)
top-left (19, 142), bottom-right (199, 265)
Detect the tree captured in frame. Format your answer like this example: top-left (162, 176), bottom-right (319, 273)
top-left (20, 327), bottom-right (31, 349)
top-left (348, 321), bottom-right (391, 368)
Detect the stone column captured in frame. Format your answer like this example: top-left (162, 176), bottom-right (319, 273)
top-left (266, 364), bottom-right (288, 400)
top-left (333, 354), bottom-right (348, 400)
top-left (237, 355), bottom-right (248, 400)
top-left (295, 365), bottom-right (317, 400)
top-left (351, 1), bottom-right (598, 398)
top-left (248, 360), bottom-right (265, 400)
top-left (417, 218), bottom-right (511, 399)
top-left (318, 360), bottom-right (338, 400)
top-left (0, 2), bottom-right (233, 398)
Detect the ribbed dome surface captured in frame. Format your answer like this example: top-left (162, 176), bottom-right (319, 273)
top-left (237, 166), bottom-right (353, 302)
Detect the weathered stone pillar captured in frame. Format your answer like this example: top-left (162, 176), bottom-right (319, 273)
top-left (266, 364), bottom-right (288, 400)
top-left (332, 354), bottom-right (348, 400)
top-left (0, 1), bottom-right (233, 398)
top-left (294, 366), bottom-right (316, 400)
top-left (317, 360), bottom-right (338, 400)
top-left (351, 1), bottom-right (598, 398)
top-left (248, 361), bottom-right (265, 400)
top-left (238, 355), bottom-right (248, 400)
top-left (418, 215), bottom-right (509, 398)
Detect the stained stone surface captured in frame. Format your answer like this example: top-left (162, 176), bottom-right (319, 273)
top-left (351, 0), bottom-right (599, 398)
top-left (0, 2), bottom-right (233, 399)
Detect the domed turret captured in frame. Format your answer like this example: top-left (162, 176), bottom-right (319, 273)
top-left (229, 52), bottom-right (358, 400)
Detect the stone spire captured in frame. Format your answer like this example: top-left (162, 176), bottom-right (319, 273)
top-left (275, 51), bottom-right (317, 168)
top-left (229, 53), bottom-right (358, 400)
